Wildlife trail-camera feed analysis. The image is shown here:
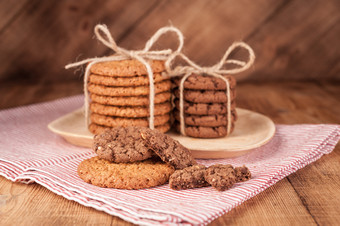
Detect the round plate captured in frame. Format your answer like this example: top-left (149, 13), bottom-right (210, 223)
top-left (48, 108), bottom-right (275, 159)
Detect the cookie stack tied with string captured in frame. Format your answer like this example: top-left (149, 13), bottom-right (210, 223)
top-left (167, 42), bottom-right (255, 138)
top-left (87, 60), bottom-right (172, 134)
top-left (65, 24), bottom-right (184, 134)
top-left (172, 74), bottom-right (237, 138)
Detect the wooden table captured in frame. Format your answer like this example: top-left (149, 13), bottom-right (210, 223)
top-left (0, 81), bottom-right (339, 225)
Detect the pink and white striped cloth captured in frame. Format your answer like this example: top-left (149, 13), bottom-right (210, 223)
top-left (0, 95), bottom-right (339, 225)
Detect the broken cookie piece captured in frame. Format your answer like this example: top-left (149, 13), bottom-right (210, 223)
top-left (169, 165), bottom-right (209, 190)
top-left (204, 164), bottom-right (237, 191)
top-left (141, 129), bottom-right (197, 169)
top-left (235, 166), bottom-right (251, 182)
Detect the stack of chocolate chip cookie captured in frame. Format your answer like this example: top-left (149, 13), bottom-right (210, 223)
top-left (87, 59), bottom-right (173, 134)
top-left (172, 74), bottom-right (237, 138)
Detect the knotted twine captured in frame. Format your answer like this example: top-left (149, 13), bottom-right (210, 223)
top-left (165, 42), bottom-right (255, 136)
top-left (65, 24), bottom-right (184, 129)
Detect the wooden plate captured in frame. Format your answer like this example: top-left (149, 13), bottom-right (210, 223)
top-left (48, 108), bottom-right (275, 159)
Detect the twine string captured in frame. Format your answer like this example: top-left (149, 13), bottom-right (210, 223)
top-left (165, 42), bottom-right (255, 136)
top-left (65, 24), bottom-right (184, 129)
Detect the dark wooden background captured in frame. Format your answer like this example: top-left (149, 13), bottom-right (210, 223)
top-left (0, 0), bottom-right (339, 84)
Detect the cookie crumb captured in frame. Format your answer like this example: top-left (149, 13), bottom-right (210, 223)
top-left (235, 166), bottom-right (251, 182)
top-left (204, 164), bottom-right (236, 191)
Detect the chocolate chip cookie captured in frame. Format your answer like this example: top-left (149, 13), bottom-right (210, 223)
top-left (169, 165), bottom-right (209, 190)
top-left (174, 109), bottom-right (237, 127)
top-left (172, 73), bottom-right (236, 90)
top-left (174, 122), bottom-right (235, 138)
top-left (93, 126), bottom-right (154, 163)
top-left (173, 88), bottom-right (236, 104)
top-left (174, 99), bottom-right (236, 115)
top-left (140, 128), bottom-right (197, 169)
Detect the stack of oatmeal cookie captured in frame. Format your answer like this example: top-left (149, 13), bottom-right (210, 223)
top-left (172, 74), bottom-right (237, 138)
top-left (87, 59), bottom-right (172, 134)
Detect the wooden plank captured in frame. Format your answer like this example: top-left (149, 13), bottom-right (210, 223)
top-left (0, 0), bottom-right (29, 31)
top-left (0, 80), bottom-right (82, 110)
top-left (0, 178), bottom-right (131, 226)
top-left (116, 0), bottom-right (285, 67)
top-left (234, 81), bottom-right (340, 225)
top-left (298, 19), bottom-right (340, 80)
top-left (236, 81), bottom-right (340, 124)
top-left (211, 179), bottom-right (316, 225)
top-left (287, 144), bottom-right (340, 225)
top-left (319, 81), bottom-right (340, 97)
top-left (245, 0), bottom-right (340, 81)
top-left (0, 0), bottom-right (159, 82)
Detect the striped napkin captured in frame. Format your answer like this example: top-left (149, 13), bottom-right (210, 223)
top-left (0, 95), bottom-right (339, 225)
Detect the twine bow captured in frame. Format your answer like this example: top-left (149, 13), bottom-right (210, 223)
top-left (65, 24), bottom-right (184, 129)
top-left (165, 42), bottom-right (255, 136)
